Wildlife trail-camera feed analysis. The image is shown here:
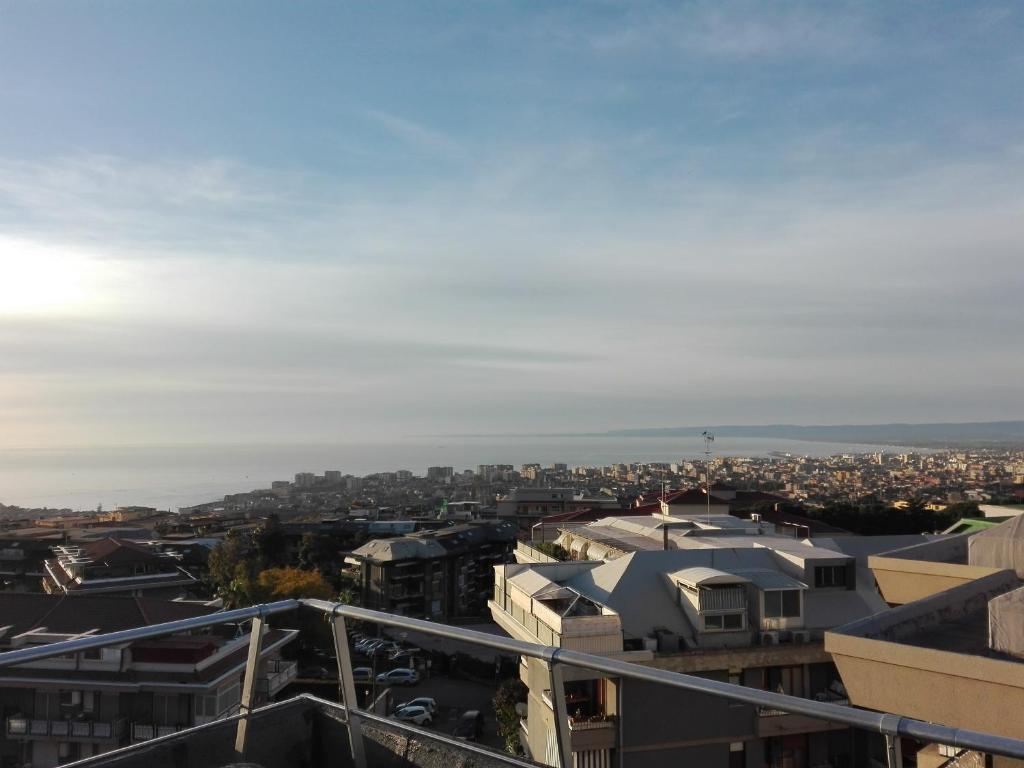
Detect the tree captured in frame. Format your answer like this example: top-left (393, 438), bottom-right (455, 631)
top-left (253, 513), bottom-right (286, 568)
top-left (493, 678), bottom-right (528, 755)
top-left (255, 567), bottom-right (335, 601)
top-left (207, 531), bottom-right (251, 598)
top-left (535, 541), bottom-right (569, 560)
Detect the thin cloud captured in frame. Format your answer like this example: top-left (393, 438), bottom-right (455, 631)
top-left (361, 108), bottom-right (468, 162)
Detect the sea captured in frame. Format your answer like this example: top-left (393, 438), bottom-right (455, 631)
top-left (0, 435), bottom-right (913, 512)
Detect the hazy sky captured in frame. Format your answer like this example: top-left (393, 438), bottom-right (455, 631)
top-left (1, 1), bottom-right (1022, 448)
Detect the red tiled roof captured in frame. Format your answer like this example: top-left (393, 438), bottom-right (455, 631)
top-left (0, 593), bottom-right (218, 640)
top-left (82, 537), bottom-right (164, 564)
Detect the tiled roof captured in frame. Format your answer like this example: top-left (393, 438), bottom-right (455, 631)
top-left (82, 537), bottom-right (164, 564)
top-left (0, 593), bottom-right (218, 640)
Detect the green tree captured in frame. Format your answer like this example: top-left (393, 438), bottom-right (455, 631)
top-left (535, 542), bottom-right (569, 560)
top-left (207, 531), bottom-right (251, 598)
top-left (493, 678), bottom-right (528, 755)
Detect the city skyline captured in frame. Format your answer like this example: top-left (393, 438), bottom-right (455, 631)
top-left (1, 1), bottom-right (1022, 449)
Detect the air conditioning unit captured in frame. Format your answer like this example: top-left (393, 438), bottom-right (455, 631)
top-left (760, 631), bottom-right (779, 646)
top-left (792, 631), bottom-right (811, 644)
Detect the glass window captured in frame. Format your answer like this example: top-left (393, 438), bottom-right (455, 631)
top-left (814, 566), bottom-right (848, 588)
top-left (703, 612), bottom-right (745, 632)
top-left (723, 613), bottom-right (744, 630)
top-left (764, 590), bottom-right (801, 618)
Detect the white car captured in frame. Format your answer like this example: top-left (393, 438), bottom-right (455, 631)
top-left (351, 667), bottom-right (373, 682)
top-left (396, 697), bottom-right (437, 714)
top-left (376, 668), bottom-right (420, 686)
top-left (393, 705), bottom-right (432, 726)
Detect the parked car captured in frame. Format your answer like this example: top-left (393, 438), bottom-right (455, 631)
top-left (452, 710), bottom-right (484, 741)
top-left (352, 667), bottom-right (373, 682)
top-left (388, 647), bottom-right (421, 661)
top-left (369, 641), bottom-right (401, 657)
top-left (376, 668), bottom-right (420, 686)
top-left (393, 705), bottom-right (432, 726)
top-left (396, 697), bottom-right (437, 714)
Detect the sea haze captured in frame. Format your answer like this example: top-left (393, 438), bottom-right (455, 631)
top-left (0, 435), bottom-right (914, 512)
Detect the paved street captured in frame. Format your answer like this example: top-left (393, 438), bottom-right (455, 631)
top-left (385, 673), bottom-right (504, 750)
top-left (283, 671), bottom-right (506, 752)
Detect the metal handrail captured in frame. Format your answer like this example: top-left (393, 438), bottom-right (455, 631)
top-left (1, 597), bottom-right (1024, 761)
top-left (301, 600), bottom-right (1024, 761)
top-left (0, 600), bottom-right (299, 668)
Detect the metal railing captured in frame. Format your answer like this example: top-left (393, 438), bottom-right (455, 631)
top-left (6, 716), bottom-right (126, 740)
top-left (1, 598), bottom-right (1024, 768)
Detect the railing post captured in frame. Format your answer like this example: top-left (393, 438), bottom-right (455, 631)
top-left (234, 612), bottom-right (265, 756)
top-left (549, 661), bottom-right (573, 768)
top-left (332, 609), bottom-right (367, 768)
top-left (885, 734), bottom-right (903, 768)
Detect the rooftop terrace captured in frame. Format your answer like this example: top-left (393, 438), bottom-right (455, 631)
top-left (3, 599), bottom-right (1024, 768)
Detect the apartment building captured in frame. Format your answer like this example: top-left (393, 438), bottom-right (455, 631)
top-left (350, 521), bottom-right (517, 620)
top-left (827, 517), bottom-right (1024, 768)
top-left (496, 489), bottom-right (621, 530)
top-left (0, 538), bottom-right (52, 592)
top-left (0, 593), bottom-right (297, 768)
top-left (41, 539), bottom-right (198, 598)
top-left (491, 513), bottom-right (933, 768)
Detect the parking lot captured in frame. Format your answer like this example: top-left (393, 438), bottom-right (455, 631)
top-left (389, 673), bottom-right (504, 750)
top-left (286, 631), bottom-right (507, 752)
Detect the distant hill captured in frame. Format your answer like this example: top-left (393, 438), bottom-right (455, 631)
top-left (599, 421), bottom-right (1024, 447)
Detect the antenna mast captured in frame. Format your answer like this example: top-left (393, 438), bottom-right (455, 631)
top-left (702, 431), bottom-right (715, 523)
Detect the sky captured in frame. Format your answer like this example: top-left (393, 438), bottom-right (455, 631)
top-left (0, 0), bottom-right (1022, 449)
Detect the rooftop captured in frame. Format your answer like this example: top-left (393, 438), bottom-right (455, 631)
top-left (2, 599), bottom-right (1019, 768)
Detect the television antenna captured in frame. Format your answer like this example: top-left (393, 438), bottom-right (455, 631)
top-left (702, 431), bottom-right (715, 523)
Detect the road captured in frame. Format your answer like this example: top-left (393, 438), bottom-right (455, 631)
top-left (282, 671), bottom-right (506, 751)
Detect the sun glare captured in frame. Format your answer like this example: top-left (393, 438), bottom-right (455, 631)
top-left (0, 238), bottom-right (103, 315)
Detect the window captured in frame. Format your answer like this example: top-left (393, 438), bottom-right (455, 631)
top-left (703, 612), bottom-right (745, 632)
top-left (763, 590), bottom-right (801, 619)
top-left (814, 565), bottom-right (849, 589)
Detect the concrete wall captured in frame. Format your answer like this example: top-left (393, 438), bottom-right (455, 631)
top-left (643, 643), bottom-right (831, 675)
top-left (827, 627), bottom-right (1024, 740)
top-left (832, 569), bottom-right (1018, 644)
top-left (827, 563), bottom-right (1024, 747)
top-left (869, 552), bottom-right (1004, 605)
top-left (618, 673), bottom-right (754, 759)
top-left (623, 741), bottom-right (728, 768)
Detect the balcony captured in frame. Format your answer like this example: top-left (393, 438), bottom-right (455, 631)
top-left (257, 658), bottom-right (298, 698)
top-left (132, 723), bottom-right (184, 742)
top-left (6, 716), bottom-right (126, 741)
top-left (757, 695), bottom-right (849, 738)
top-left (568, 715), bottom-right (617, 752)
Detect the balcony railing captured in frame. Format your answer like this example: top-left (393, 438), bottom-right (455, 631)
top-left (6, 716), bottom-right (125, 740)
top-left (133, 723), bottom-right (183, 742)
top-left (257, 659), bottom-right (298, 697)
top-left (760, 694), bottom-right (849, 717)
top-left (567, 716), bottom-right (616, 731)
top-left (1, 599), bottom-right (1024, 768)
